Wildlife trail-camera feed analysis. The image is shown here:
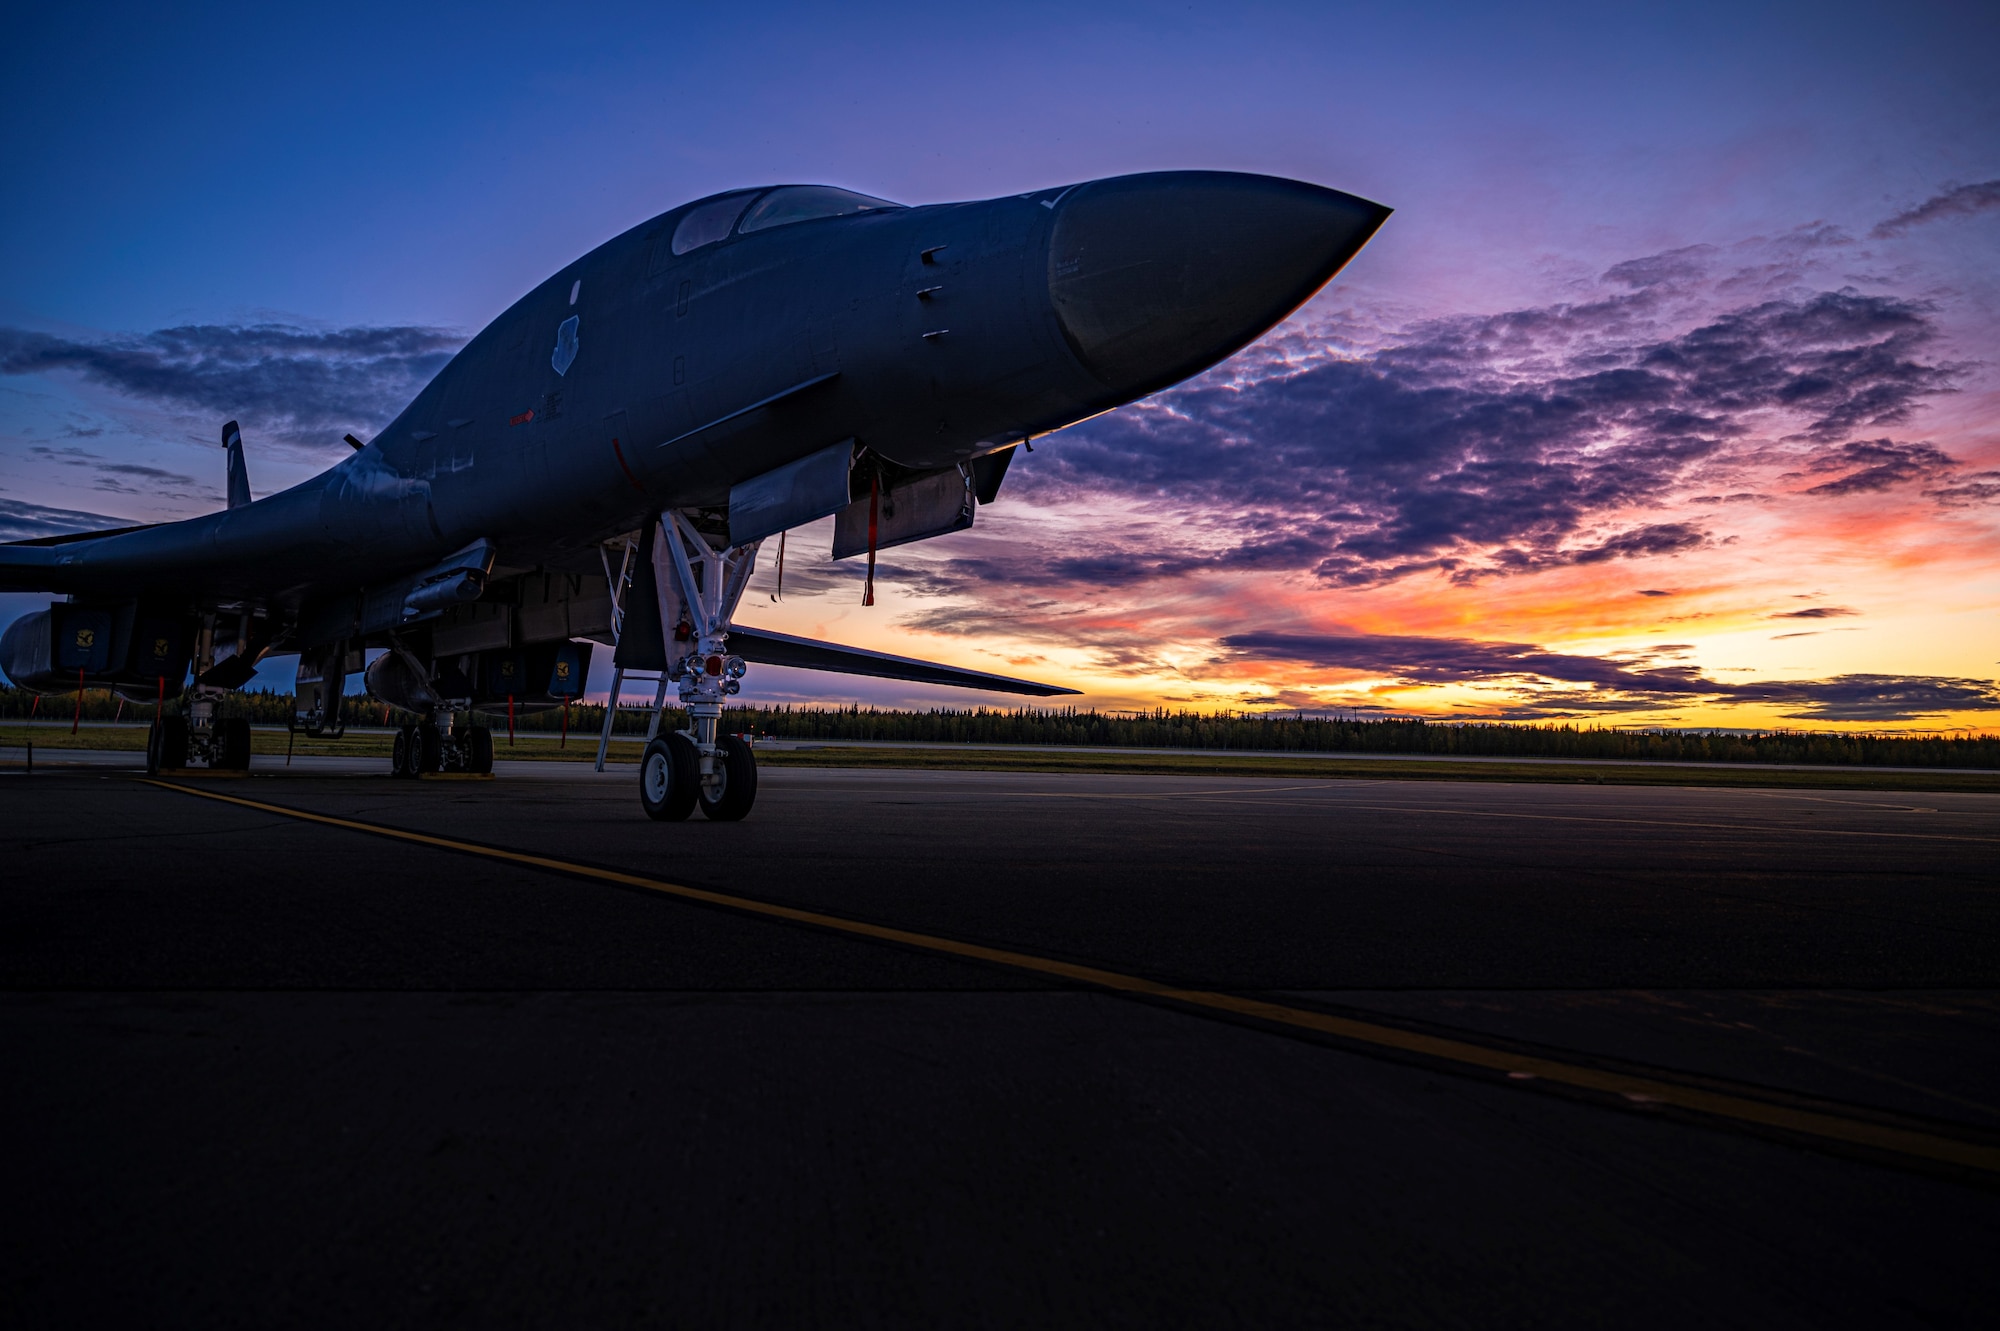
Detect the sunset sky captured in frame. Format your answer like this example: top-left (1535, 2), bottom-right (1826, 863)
top-left (2, 2), bottom-right (1996, 729)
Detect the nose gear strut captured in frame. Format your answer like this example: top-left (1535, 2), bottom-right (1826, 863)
top-left (641, 510), bottom-right (762, 821)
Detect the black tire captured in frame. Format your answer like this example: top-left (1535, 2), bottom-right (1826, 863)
top-left (417, 723), bottom-right (444, 774)
top-left (697, 734), bottom-right (758, 822)
top-left (157, 716), bottom-right (190, 771)
top-left (219, 718), bottom-right (253, 770)
top-left (639, 733), bottom-right (699, 821)
top-left (146, 720), bottom-right (163, 775)
top-left (392, 725), bottom-right (416, 778)
top-left (468, 726), bottom-right (494, 774)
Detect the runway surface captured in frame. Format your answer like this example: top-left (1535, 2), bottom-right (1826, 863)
top-left (4, 761), bottom-right (1998, 1327)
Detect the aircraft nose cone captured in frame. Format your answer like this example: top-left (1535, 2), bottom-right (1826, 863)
top-left (1048, 172), bottom-right (1390, 395)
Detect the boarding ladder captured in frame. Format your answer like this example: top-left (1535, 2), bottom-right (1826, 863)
top-left (593, 533), bottom-right (673, 770)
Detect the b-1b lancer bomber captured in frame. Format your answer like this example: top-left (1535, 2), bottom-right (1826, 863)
top-left (1, 171), bottom-right (1388, 819)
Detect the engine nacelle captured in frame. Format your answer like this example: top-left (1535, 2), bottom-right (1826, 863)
top-left (363, 647), bottom-right (443, 714)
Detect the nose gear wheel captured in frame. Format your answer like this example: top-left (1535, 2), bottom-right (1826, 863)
top-left (640, 733), bottom-right (701, 821)
top-left (696, 733), bottom-right (758, 821)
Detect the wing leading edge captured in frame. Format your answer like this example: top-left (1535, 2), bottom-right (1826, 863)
top-left (726, 625), bottom-right (1079, 697)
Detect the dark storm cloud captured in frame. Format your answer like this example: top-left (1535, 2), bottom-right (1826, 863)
top-left (1015, 279), bottom-right (1964, 589)
top-left (1219, 631), bottom-right (2000, 721)
top-left (0, 495), bottom-right (133, 541)
top-left (1871, 180), bottom-right (2000, 239)
top-left (0, 323), bottom-right (462, 452)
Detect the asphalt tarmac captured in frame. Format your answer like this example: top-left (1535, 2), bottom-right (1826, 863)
top-left (4, 758), bottom-right (1998, 1328)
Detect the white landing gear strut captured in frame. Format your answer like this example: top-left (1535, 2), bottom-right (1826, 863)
top-left (637, 511), bottom-right (761, 822)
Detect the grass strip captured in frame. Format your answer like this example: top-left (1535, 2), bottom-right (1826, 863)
top-left (0, 724), bottom-right (642, 762)
top-left (753, 745), bottom-right (2000, 792)
top-left (8, 726), bottom-right (1998, 791)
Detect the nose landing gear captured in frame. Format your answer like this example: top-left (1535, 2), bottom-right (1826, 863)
top-left (642, 511), bottom-right (763, 821)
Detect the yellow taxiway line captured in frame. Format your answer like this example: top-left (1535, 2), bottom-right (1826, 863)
top-left (142, 777), bottom-right (2000, 1177)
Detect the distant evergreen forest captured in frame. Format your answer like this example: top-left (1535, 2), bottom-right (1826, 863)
top-left (7, 686), bottom-right (1997, 769)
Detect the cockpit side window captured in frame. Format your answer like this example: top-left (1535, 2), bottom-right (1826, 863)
top-left (671, 194), bottom-right (756, 255)
top-left (736, 186), bottom-right (904, 236)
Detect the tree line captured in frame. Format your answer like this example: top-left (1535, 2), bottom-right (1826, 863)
top-left (7, 687), bottom-right (1996, 769)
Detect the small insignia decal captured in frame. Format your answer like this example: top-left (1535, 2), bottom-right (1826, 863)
top-left (75, 628), bottom-right (95, 648)
top-left (551, 315), bottom-right (580, 376)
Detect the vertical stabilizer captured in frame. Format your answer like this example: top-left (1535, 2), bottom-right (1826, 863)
top-left (222, 420), bottom-right (251, 509)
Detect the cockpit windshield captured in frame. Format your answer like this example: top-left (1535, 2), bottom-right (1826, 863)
top-left (736, 186), bottom-right (904, 236)
top-left (671, 193), bottom-right (756, 255)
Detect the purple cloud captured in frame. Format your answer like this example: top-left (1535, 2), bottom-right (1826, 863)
top-left (1772, 606), bottom-right (1858, 620)
top-left (1925, 471), bottom-right (2000, 509)
top-left (1219, 630), bottom-right (1713, 694)
top-left (1219, 630), bottom-right (2000, 722)
top-left (1871, 180), bottom-right (2000, 239)
top-left (1803, 439), bottom-right (1957, 496)
top-left (0, 323), bottom-right (463, 453)
top-left (0, 494), bottom-right (134, 542)
top-left (1010, 278), bottom-right (1964, 591)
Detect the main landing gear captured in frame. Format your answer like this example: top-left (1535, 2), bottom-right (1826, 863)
top-left (145, 715), bottom-right (252, 774)
top-left (391, 714), bottom-right (495, 778)
top-left (634, 511), bottom-right (761, 821)
top-left (146, 613), bottom-right (253, 774)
